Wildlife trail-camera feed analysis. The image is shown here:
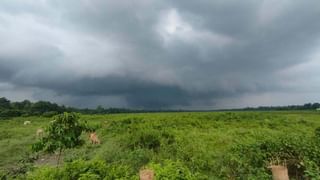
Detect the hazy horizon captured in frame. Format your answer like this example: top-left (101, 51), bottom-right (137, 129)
top-left (1, 0), bottom-right (320, 109)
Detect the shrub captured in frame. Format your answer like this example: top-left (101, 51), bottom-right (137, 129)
top-left (0, 170), bottom-right (7, 180)
top-left (220, 132), bottom-right (320, 179)
top-left (27, 160), bottom-right (136, 179)
top-left (147, 160), bottom-right (207, 179)
top-left (27, 166), bottom-right (61, 180)
top-left (123, 127), bottom-right (174, 151)
top-left (315, 127), bottom-right (320, 139)
top-left (32, 112), bottom-right (90, 165)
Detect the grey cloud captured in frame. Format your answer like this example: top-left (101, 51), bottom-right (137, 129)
top-left (0, 0), bottom-right (320, 109)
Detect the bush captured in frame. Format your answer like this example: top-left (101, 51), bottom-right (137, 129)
top-left (32, 113), bottom-right (89, 153)
top-left (220, 132), bottom-right (320, 179)
top-left (32, 112), bottom-right (90, 165)
top-left (0, 170), bottom-right (7, 180)
top-left (147, 160), bottom-right (207, 179)
top-left (315, 127), bottom-right (320, 139)
top-left (0, 109), bottom-right (22, 118)
top-left (130, 129), bottom-right (161, 150)
top-left (122, 125), bottom-right (175, 151)
top-left (27, 160), bottom-right (136, 179)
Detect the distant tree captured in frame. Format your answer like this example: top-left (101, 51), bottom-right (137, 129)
top-left (96, 105), bottom-right (105, 114)
top-left (11, 102), bottom-right (25, 110)
top-left (0, 109), bottom-right (22, 118)
top-left (0, 97), bottom-right (10, 109)
top-left (32, 112), bottom-right (89, 165)
top-left (312, 103), bottom-right (320, 109)
top-left (303, 103), bottom-right (312, 110)
top-left (21, 100), bottom-right (32, 110)
top-left (30, 101), bottom-right (65, 115)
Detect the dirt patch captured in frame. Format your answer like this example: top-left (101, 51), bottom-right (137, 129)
top-left (34, 153), bottom-right (64, 166)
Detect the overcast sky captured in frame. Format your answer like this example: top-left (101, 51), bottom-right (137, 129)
top-left (0, 0), bottom-right (320, 109)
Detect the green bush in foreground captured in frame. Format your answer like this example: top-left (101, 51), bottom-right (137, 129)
top-left (27, 159), bottom-right (206, 180)
top-left (220, 130), bottom-right (320, 179)
top-left (1, 111), bottom-right (320, 179)
top-left (147, 160), bottom-right (207, 180)
top-left (27, 159), bottom-right (136, 180)
top-left (32, 112), bottom-right (89, 165)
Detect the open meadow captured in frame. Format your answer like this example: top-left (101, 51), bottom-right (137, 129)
top-left (1, 111), bottom-right (320, 179)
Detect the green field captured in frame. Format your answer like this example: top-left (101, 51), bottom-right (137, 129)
top-left (1, 111), bottom-right (320, 179)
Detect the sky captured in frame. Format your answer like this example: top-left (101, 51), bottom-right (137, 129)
top-left (0, 0), bottom-right (320, 109)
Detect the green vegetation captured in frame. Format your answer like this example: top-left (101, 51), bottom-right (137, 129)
top-left (32, 113), bottom-right (90, 165)
top-left (0, 111), bottom-right (320, 179)
top-left (0, 97), bottom-right (67, 118)
top-left (1, 97), bottom-right (320, 119)
top-left (0, 97), bottom-right (141, 119)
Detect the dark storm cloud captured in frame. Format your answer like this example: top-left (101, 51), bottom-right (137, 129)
top-left (168, 0), bottom-right (320, 71)
top-left (1, 0), bottom-right (320, 108)
top-left (9, 74), bottom-right (226, 108)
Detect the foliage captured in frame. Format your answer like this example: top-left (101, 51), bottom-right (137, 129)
top-left (32, 112), bottom-right (89, 153)
top-left (0, 97), bottom-right (10, 109)
top-left (220, 130), bottom-right (320, 179)
top-left (243, 102), bottom-right (320, 111)
top-left (0, 97), bottom-right (69, 118)
top-left (0, 109), bottom-right (22, 119)
top-left (26, 159), bottom-right (136, 180)
top-left (1, 96), bottom-right (320, 119)
top-left (315, 127), bottom-right (320, 138)
top-left (147, 160), bottom-right (207, 179)
top-left (32, 112), bottom-right (89, 165)
top-left (123, 127), bottom-right (175, 151)
top-left (1, 111), bottom-right (320, 179)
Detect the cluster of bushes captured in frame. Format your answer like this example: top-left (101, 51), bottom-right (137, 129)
top-left (2, 111), bottom-right (320, 179)
top-left (99, 117), bottom-right (213, 178)
top-left (27, 159), bottom-right (206, 180)
top-left (27, 159), bottom-right (135, 179)
top-left (24, 113), bottom-right (205, 179)
top-left (146, 160), bottom-right (207, 179)
top-left (84, 115), bottom-right (320, 179)
top-left (219, 128), bottom-right (320, 179)
top-left (29, 118), bottom-right (320, 179)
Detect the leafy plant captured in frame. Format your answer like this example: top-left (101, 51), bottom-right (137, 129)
top-left (221, 132), bottom-right (320, 179)
top-left (32, 112), bottom-right (89, 165)
top-left (147, 160), bottom-right (207, 180)
top-left (27, 159), bottom-right (136, 179)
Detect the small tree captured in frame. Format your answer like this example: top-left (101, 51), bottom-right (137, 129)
top-left (32, 112), bottom-right (89, 165)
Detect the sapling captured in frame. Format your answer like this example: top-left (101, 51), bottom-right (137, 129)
top-left (32, 112), bottom-right (89, 165)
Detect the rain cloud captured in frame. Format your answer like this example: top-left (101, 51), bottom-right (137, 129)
top-left (1, 0), bottom-right (320, 109)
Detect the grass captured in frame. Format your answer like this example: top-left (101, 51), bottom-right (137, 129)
top-left (0, 111), bottom-right (320, 179)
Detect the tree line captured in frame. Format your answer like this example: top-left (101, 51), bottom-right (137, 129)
top-left (1, 96), bottom-right (319, 119)
top-left (240, 103), bottom-right (320, 111)
top-left (0, 97), bottom-right (175, 119)
top-left (0, 97), bottom-right (69, 118)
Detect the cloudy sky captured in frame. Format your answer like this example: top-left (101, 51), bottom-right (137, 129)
top-left (0, 0), bottom-right (320, 109)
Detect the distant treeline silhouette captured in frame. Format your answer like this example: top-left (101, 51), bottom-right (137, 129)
top-left (0, 97), bottom-right (183, 118)
top-left (0, 97), bottom-right (319, 118)
top-left (240, 103), bottom-right (320, 111)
